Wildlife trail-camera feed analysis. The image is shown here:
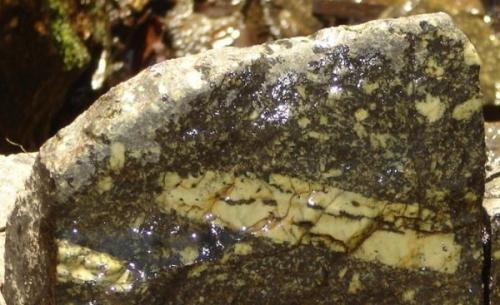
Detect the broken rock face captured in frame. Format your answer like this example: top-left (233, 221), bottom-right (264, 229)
top-left (5, 13), bottom-right (485, 305)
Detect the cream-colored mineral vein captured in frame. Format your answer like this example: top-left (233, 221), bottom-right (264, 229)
top-left (154, 170), bottom-right (460, 274)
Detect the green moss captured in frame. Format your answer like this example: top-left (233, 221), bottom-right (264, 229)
top-left (46, 0), bottom-right (90, 70)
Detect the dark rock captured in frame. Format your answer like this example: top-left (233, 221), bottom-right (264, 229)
top-left (5, 13), bottom-right (486, 305)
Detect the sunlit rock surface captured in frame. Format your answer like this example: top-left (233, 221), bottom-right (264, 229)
top-left (0, 153), bottom-right (36, 305)
top-left (5, 13), bottom-right (486, 305)
top-left (381, 0), bottom-right (500, 105)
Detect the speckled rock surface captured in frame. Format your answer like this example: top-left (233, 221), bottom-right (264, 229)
top-left (5, 13), bottom-right (486, 305)
top-left (484, 122), bottom-right (500, 305)
top-left (0, 153), bottom-right (36, 305)
top-left (491, 214), bottom-right (500, 305)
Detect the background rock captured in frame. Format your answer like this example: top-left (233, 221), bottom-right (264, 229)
top-left (0, 153), bottom-right (36, 304)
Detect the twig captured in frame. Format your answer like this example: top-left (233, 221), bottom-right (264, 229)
top-left (5, 137), bottom-right (27, 153)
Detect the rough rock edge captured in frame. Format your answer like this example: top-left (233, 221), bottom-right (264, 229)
top-left (4, 13), bottom-right (481, 305)
top-left (0, 153), bottom-right (37, 228)
top-left (4, 157), bottom-right (56, 305)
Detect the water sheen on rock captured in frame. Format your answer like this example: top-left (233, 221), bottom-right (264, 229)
top-left (4, 13), bottom-right (486, 305)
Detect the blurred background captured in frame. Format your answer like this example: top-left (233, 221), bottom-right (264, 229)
top-left (0, 0), bottom-right (498, 154)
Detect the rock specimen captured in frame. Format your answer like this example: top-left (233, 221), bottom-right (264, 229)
top-left (4, 13), bottom-right (486, 305)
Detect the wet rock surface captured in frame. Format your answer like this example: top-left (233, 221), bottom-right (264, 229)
top-left (4, 13), bottom-right (486, 305)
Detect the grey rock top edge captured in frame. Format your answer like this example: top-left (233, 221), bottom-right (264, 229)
top-left (0, 153), bottom-right (37, 228)
top-left (5, 12), bottom-right (486, 305)
top-left (40, 12), bottom-right (479, 198)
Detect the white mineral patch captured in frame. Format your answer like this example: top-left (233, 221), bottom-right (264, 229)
top-left (348, 273), bottom-right (362, 294)
top-left (452, 97), bottom-right (483, 121)
top-left (338, 267), bottom-right (348, 279)
top-left (353, 122), bottom-right (368, 138)
top-left (121, 90), bottom-right (135, 104)
top-left (179, 247), bottom-right (199, 265)
top-left (298, 117), bottom-right (311, 128)
top-left (186, 70), bottom-right (204, 90)
top-left (233, 243), bottom-right (253, 256)
top-left (97, 176), bottom-right (113, 194)
top-left (109, 142), bottom-right (125, 171)
top-left (402, 289), bottom-right (416, 302)
top-left (425, 58), bottom-right (444, 77)
top-left (322, 168), bottom-right (343, 178)
top-left (463, 41), bottom-right (481, 66)
top-left (362, 81), bottom-right (379, 94)
top-left (314, 26), bottom-right (353, 51)
top-left (158, 83), bottom-right (168, 96)
top-left (370, 133), bottom-right (392, 149)
top-left (354, 109), bottom-right (369, 121)
top-left (415, 94), bottom-right (446, 123)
